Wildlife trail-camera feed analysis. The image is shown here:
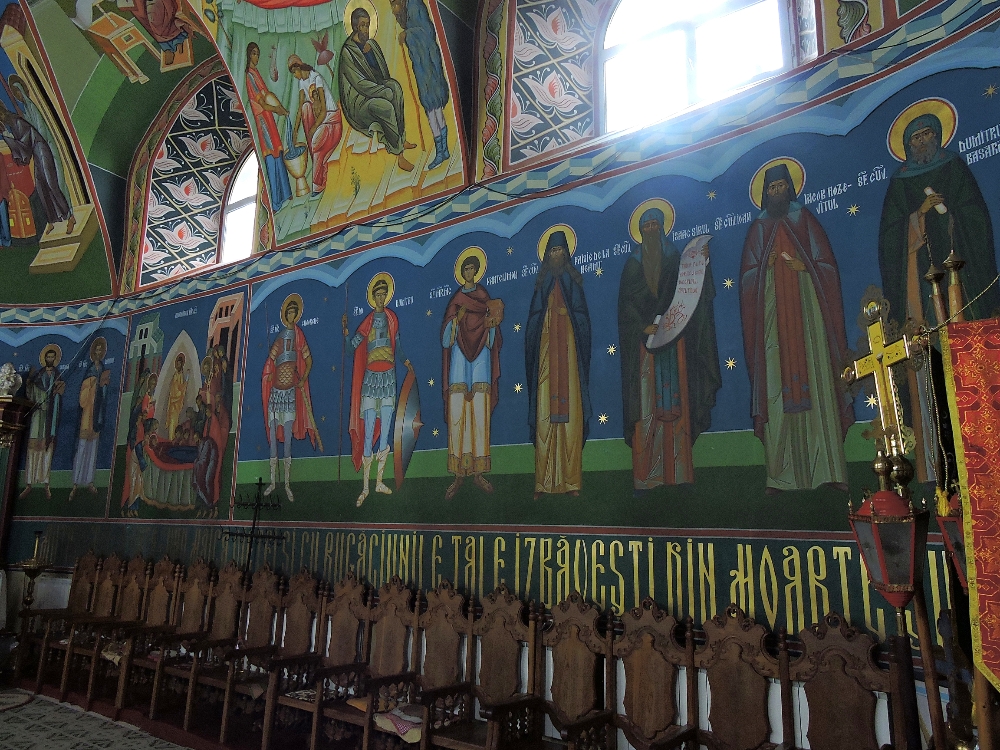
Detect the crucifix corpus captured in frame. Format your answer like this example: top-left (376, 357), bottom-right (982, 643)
top-left (842, 297), bottom-right (921, 458)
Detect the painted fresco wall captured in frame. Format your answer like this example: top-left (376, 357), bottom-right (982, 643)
top-left (4, 0), bottom-right (997, 640)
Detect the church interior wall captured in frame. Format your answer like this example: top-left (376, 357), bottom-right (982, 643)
top-left (2, 0), bottom-right (996, 650)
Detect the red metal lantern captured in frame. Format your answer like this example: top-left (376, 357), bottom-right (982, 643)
top-left (936, 491), bottom-right (968, 592)
top-left (849, 488), bottom-right (930, 610)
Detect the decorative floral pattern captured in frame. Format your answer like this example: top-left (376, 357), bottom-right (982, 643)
top-left (140, 76), bottom-right (251, 287)
top-left (508, 0), bottom-right (602, 166)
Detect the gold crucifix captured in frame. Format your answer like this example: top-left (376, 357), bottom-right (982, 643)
top-left (842, 298), bottom-right (915, 456)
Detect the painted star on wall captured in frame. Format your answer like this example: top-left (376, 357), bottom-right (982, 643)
top-left (725, 357), bottom-right (737, 370)
top-left (595, 267), bottom-right (604, 276)
top-left (428, 378), bottom-right (435, 387)
top-left (986, 84), bottom-right (998, 98)
top-left (513, 323), bottom-right (522, 332)
top-left (607, 344), bottom-right (616, 355)
top-left (723, 278), bottom-right (734, 289)
top-left (866, 394), bottom-right (878, 408)
top-left (707, 191), bottom-right (717, 200)
top-left (507, 247), bottom-right (514, 255)
top-left (847, 205), bottom-right (860, 216)
top-left (432, 428), bottom-right (440, 436)
top-left (426, 309), bottom-right (433, 316)
top-left (598, 413), bottom-right (608, 424)
top-left (514, 383), bottom-right (523, 393)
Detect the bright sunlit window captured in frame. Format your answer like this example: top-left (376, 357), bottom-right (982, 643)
top-left (603, 0), bottom-right (788, 134)
top-left (219, 152), bottom-right (260, 264)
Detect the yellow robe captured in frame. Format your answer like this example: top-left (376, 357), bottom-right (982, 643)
top-left (164, 369), bottom-right (186, 439)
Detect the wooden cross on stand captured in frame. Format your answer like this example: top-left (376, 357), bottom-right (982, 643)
top-left (842, 297), bottom-right (917, 457)
top-left (218, 478), bottom-right (287, 577)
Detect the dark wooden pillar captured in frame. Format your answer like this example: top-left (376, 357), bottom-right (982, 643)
top-left (0, 396), bottom-right (34, 564)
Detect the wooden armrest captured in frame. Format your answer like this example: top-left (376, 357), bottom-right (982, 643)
top-left (23, 607), bottom-right (71, 620)
top-left (314, 661), bottom-right (368, 682)
top-left (188, 636), bottom-right (237, 651)
top-left (480, 694), bottom-right (543, 719)
top-left (553, 709), bottom-right (616, 737)
top-left (65, 614), bottom-right (119, 626)
top-left (418, 681), bottom-right (473, 705)
top-left (268, 651), bottom-right (323, 669)
top-left (229, 644), bottom-right (278, 660)
top-left (365, 671), bottom-right (418, 692)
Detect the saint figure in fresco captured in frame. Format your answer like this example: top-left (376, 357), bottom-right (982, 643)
top-left (261, 294), bottom-right (323, 502)
top-left (288, 54), bottom-right (343, 197)
top-left (339, 7), bottom-right (417, 173)
top-left (618, 203), bottom-right (721, 490)
top-left (194, 354), bottom-right (227, 517)
top-left (344, 273), bottom-right (413, 507)
top-left (441, 249), bottom-right (503, 499)
top-left (246, 43), bottom-right (292, 211)
top-left (164, 352), bottom-right (189, 440)
top-left (879, 103), bottom-right (1000, 481)
top-left (740, 163), bottom-right (853, 493)
top-left (879, 107), bottom-right (1000, 326)
top-left (20, 344), bottom-right (64, 500)
top-left (0, 105), bottom-right (74, 236)
top-left (122, 370), bottom-right (157, 516)
top-left (131, 0), bottom-right (190, 66)
top-left (525, 227), bottom-right (592, 497)
top-left (69, 337), bottom-right (110, 501)
top-left (390, 0), bottom-right (451, 170)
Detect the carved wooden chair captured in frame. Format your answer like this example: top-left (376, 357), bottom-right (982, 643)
top-left (17, 550), bottom-right (99, 687)
top-left (262, 570), bottom-right (369, 750)
top-left (249, 568), bottom-right (327, 750)
top-left (694, 604), bottom-right (782, 750)
top-left (788, 612), bottom-right (893, 750)
top-left (40, 553), bottom-right (124, 699)
top-left (314, 576), bottom-right (417, 750)
top-left (490, 592), bottom-right (615, 750)
top-left (614, 598), bottom-right (696, 750)
top-left (98, 556), bottom-right (182, 717)
top-left (164, 560), bottom-right (245, 731)
top-left (147, 558), bottom-right (215, 719)
top-left (215, 563), bottom-right (284, 744)
top-left (69, 554), bottom-right (151, 710)
top-left (422, 583), bottom-right (537, 750)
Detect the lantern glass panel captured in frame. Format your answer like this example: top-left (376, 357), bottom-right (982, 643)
top-left (877, 521), bottom-right (914, 585)
top-left (853, 520), bottom-right (884, 585)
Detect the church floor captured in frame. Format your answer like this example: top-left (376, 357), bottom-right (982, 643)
top-left (0, 690), bottom-right (190, 749)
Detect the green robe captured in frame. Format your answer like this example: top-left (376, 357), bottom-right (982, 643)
top-left (338, 37), bottom-right (407, 155)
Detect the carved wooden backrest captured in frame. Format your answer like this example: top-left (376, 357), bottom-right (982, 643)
top-left (243, 564), bottom-right (281, 648)
top-left (281, 568), bottom-right (321, 655)
top-left (543, 592), bottom-right (607, 724)
top-left (117, 555), bottom-right (149, 622)
top-left (209, 561), bottom-right (244, 640)
top-left (369, 576), bottom-right (414, 678)
top-left (615, 598), bottom-right (684, 743)
top-left (91, 554), bottom-right (124, 619)
top-left (474, 584), bottom-right (530, 706)
top-left (178, 559), bottom-right (213, 633)
top-left (791, 612), bottom-right (890, 750)
top-left (144, 557), bottom-right (177, 627)
top-left (323, 571), bottom-right (367, 666)
top-left (420, 580), bottom-right (467, 691)
top-left (695, 605), bottom-right (779, 750)
top-left (66, 552), bottom-right (99, 614)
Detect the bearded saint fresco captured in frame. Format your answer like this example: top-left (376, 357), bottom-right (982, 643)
top-left (525, 227), bottom-right (592, 497)
top-left (740, 162), bottom-right (853, 494)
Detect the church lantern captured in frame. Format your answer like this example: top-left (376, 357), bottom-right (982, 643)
top-left (848, 453), bottom-right (930, 613)
top-left (936, 490), bottom-right (968, 592)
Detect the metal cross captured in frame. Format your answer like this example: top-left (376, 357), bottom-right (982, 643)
top-left (843, 299), bottom-right (914, 456)
top-left (218, 478), bottom-right (287, 577)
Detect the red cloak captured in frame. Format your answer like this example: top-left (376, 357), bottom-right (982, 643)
top-left (440, 285), bottom-right (502, 412)
top-left (349, 309), bottom-right (399, 471)
top-left (261, 325), bottom-right (322, 449)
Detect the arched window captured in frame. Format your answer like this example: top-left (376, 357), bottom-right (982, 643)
top-left (219, 152), bottom-right (260, 265)
top-left (602, 0), bottom-right (789, 134)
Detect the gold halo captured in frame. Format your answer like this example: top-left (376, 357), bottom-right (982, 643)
top-left (280, 293), bottom-right (304, 325)
top-left (629, 198), bottom-right (675, 244)
top-left (89, 336), bottom-right (107, 360)
top-left (344, 0), bottom-right (378, 40)
top-left (536, 224), bottom-right (577, 262)
top-left (39, 343), bottom-right (62, 367)
top-left (367, 272), bottom-right (395, 308)
top-left (454, 247), bottom-right (487, 287)
top-left (749, 157), bottom-right (806, 210)
top-left (887, 97), bottom-right (958, 163)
